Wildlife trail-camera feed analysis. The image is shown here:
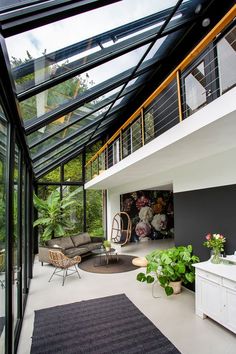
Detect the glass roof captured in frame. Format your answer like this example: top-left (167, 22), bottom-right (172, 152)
top-left (0, 0), bottom-right (223, 177)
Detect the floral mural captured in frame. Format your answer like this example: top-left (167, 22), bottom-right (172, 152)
top-left (120, 190), bottom-right (174, 241)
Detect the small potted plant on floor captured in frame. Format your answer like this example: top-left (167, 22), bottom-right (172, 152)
top-left (103, 240), bottom-right (111, 252)
top-left (137, 245), bottom-right (199, 296)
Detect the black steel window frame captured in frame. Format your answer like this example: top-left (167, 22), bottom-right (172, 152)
top-left (14, 5), bottom-right (195, 101)
top-left (0, 0), bottom-right (121, 37)
top-left (28, 76), bottom-right (146, 150)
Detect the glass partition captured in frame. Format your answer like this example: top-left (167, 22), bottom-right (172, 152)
top-left (0, 115), bottom-right (7, 354)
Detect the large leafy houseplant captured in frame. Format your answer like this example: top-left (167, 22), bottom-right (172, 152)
top-left (33, 188), bottom-right (80, 244)
top-left (137, 245), bottom-right (199, 296)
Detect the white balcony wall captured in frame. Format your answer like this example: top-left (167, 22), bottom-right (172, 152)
top-left (85, 87), bottom-right (236, 235)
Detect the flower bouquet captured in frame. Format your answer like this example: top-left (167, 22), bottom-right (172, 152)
top-left (203, 233), bottom-right (226, 264)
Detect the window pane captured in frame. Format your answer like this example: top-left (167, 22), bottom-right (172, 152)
top-left (146, 79), bottom-right (178, 137)
top-left (217, 26), bottom-right (236, 94)
top-left (37, 185), bottom-right (60, 201)
top-left (0, 112), bottom-right (7, 352)
top-left (19, 44), bottom-right (149, 122)
top-left (62, 186), bottom-right (84, 235)
top-left (64, 155), bottom-right (83, 182)
top-left (113, 139), bottom-right (120, 165)
top-left (38, 167), bottom-right (60, 183)
top-left (86, 141), bottom-right (102, 164)
top-left (184, 61), bottom-right (207, 117)
top-left (131, 118), bottom-right (142, 153)
top-left (144, 110), bottom-right (155, 142)
top-left (122, 128), bottom-right (130, 158)
top-left (86, 190), bottom-right (103, 237)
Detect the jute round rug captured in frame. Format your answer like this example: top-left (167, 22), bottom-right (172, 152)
top-left (79, 255), bottom-right (139, 274)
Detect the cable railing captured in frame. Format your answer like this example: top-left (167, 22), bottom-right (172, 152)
top-left (85, 10), bottom-right (236, 183)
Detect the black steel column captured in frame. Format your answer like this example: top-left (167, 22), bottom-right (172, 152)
top-left (27, 169), bottom-right (33, 279)
top-left (82, 148), bottom-right (86, 232)
top-left (17, 149), bottom-right (23, 319)
top-left (60, 164), bottom-right (63, 200)
top-left (5, 122), bottom-right (15, 354)
top-left (33, 182), bottom-right (38, 255)
top-left (23, 165), bottom-right (28, 294)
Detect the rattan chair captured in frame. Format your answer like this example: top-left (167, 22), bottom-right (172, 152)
top-left (48, 250), bottom-right (81, 286)
top-left (111, 212), bottom-right (132, 246)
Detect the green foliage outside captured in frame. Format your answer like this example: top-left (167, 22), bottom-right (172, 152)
top-left (12, 53), bottom-right (93, 122)
top-left (64, 156), bottom-right (83, 181)
top-left (137, 245), bottom-right (199, 296)
top-left (33, 188), bottom-right (81, 244)
top-left (86, 189), bottom-right (103, 236)
top-left (36, 150), bottom-right (104, 238)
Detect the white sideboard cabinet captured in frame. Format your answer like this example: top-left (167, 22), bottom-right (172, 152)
top-left (193, 261), bottom-right (236, 334)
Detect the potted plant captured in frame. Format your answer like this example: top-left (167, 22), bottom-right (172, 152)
top-left (103, 240), bottom-right (111, 251)
top-left (137, 245), bottom-right (199, 296)
top-left (33, 188), bottom-right (80, 244)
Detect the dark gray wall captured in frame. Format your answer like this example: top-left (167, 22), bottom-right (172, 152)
top-left (174, 184), bottom-right (236, 261)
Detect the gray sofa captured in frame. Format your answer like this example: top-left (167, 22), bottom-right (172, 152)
top-left (38, 232), bottom-right (103, 265)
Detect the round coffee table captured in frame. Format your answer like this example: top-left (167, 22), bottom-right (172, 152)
top-left (92, 247), bottom-right (118, 266)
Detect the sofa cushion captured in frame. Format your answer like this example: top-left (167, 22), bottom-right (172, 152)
top-left (71, 233), bottom-right (91, 247)
top-left (47, 237), bottom-right (74, 250)
top-left (64, 247), bottom-right (89, 257)
top-left (85, 242), bottom-right (103, 251)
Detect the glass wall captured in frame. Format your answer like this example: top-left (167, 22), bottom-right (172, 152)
top-left (0, 104), bottom-right (33, 354)
top-left (37, 147), bottom-right (104, 241)
top-left (0, 115), bottom-right (7, 354)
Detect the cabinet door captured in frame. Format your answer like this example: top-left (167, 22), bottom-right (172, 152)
top-left (200, 278), bottom-right (222, 322)
top-left (223, 287), bottom-right (236, 334)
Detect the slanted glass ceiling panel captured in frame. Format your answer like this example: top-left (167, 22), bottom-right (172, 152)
top-left (19, 43), bottom-right (149, 121)
top-left (33, 135), bottom-right (92, 173)
top-left (27, 103), bottom-right (111, 147)
top-left (34, 134), bottom-right (89, 166)
top-left (6, 0), bottom-right (178, 73)
top-left (27, 85), bottom-right (122, 146)
top-left (0, 0), bottom-right (36, 9)
top-left (29, 104), bottom-right (112, 159)
top-left (31, 125), bottom-right (95, 160)
top-left (8, 4), bottom-right (183, 94)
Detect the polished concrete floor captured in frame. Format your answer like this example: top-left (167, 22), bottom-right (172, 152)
top-left (17, 239), bottom-right (236, 354)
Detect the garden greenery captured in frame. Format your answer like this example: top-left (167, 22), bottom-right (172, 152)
top-left (33, 188), bottom-right (81, 243)
top-left (137, 245), bottom-right (199, 296)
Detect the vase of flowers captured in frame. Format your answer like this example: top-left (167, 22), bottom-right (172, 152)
top-left (203, 233), bottom-right (226, 264)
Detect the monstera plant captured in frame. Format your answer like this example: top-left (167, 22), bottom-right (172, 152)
top-left (33, 188), bottom-right (80, 244)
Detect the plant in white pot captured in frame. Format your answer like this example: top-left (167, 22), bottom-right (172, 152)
top-left (137, 245), bottom-right (199, 296)
top-left (103, 240), bottom-right (111, 251)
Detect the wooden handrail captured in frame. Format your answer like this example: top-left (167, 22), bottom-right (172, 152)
top-left (86, 5), bottom-right (236, 167)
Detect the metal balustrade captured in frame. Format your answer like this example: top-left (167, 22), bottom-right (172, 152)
top-left (86, 22), bottom-right (236, 182)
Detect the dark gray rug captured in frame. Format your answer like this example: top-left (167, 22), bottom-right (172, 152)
top-left (79, 255), bottom-right (139, 274)
top-left (31, 294), bottom-right (180, 354)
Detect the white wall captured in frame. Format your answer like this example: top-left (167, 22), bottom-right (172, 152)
top-left (86, 88), bottom-right (236, 191)
top-left (111, 146), bottom-right (236, 194)
top-left (106, 190), bottom-right (120, 240)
